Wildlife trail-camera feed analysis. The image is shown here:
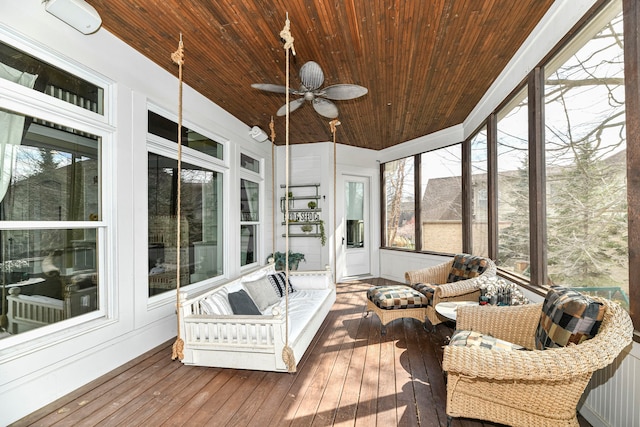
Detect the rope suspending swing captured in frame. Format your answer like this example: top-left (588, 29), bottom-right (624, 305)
top-left (171, 34), bottom-right (185, 361)
top-left (280, 14), bottom-right (297, 373)
top-left (330, 118), bottom-right (340, 278)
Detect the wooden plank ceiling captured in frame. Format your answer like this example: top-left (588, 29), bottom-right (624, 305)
top-left (87, 0), bottom-right (554, 150)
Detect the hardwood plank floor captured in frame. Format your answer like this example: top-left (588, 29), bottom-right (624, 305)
top-left (12, 278), bottom-right (591, 427)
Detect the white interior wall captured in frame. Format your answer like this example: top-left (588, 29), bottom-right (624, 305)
top-left (274, 142), bottom-right (378, 280)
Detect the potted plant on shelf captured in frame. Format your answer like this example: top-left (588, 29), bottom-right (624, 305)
top-left (300, 224), bottom-right (313, 234)
top-left (267, 251), bottom-right (306, 271)
top-left (307, 201), bottom-right (317, 209)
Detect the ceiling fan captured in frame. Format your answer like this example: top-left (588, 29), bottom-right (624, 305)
top-left (251, 61), bottom-right (368, 119)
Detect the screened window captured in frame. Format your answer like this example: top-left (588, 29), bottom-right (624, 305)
top-left (419, 145), bottom-right (462, 253)
top-left (470, 128), bottom-right (489, 256)
top-left (147, 154), bottom-right (223, 295)
top-left (383, 157), bottom-right (415, 249)
top-left (544, 8), bottom-right (628, 306)
top-left (496, 89), bottom-right (530, 276)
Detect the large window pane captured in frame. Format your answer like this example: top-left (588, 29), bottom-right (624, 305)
top-left (241, 179), bottom-right (259, 222)
top-left (471, 129), bottom-right (489, 256)
top-left (544, 8), bottom-right (628, 307)
top-left (148, 153), bottom-right (223, 295)
top-left (1, 228), bottom-right (99, 335)
top-left (497, 89), bottom-right (530, 275)
top-left (346, 181), bottom-right (365, 249)
top-left (419, 146), bottom-right (462, 253)
top-left (383, 157), bottom-right (415, 249)
top-left (240, 179), bottom-right (259, 266)
top-left (0, 111), bottom-right (102, 335)
top-left (0, 109), bottom-right (100, 222)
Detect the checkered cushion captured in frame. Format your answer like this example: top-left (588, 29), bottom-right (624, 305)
top-left (367, 285), bottom-right (430, 310)
top-left (535, 286), bottom-right (605, 350)
top-left (450, 330), bottom-right (525, 351)
top-left (447, 254), bottom-right (490, 283)
top-left (409, 282), bottom-right (437, 305)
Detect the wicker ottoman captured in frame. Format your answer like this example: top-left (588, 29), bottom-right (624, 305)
top-left (365, 285), bottom-right (429, 334)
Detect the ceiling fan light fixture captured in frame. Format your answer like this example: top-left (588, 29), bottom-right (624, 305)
top-left (253, 61), bottom-right (368, 119)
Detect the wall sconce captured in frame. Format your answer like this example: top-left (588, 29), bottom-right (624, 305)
top-left (249, 126), bottom-right (269, 143)
top-left (44, 0), bottom-right (102, 35)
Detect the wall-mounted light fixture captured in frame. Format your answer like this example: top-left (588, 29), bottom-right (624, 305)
top-left (44, 0), bottom-right (102, 35)
top-left (249, 126), bottom-right (269, 143)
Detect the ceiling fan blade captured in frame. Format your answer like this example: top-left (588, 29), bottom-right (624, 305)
top-left (322, 84), bottom-right (369, 100)
top-left (276, 98), bottom-right (305, 116)
top-left (312, 98), bottom-right (339, 118)
top-left (251, 83), bottom-right (290, 94)
top-left (299, 61), bottom-right (324, 91)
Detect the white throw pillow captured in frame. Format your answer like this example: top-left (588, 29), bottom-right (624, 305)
top-left (243, 276), bottom-right (280, 311)
top-left (201, 289), bottom-right (233, 315)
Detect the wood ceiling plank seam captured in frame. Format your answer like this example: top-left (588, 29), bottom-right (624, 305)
top-left (354, 0), bottom-right (382, 148)
top-left (383, 2), bottom-right (402, 147)
top-left (417, 0), bottom-right (453, 137)
top-left (400, 0), bottom-right (429, 134)
top-left (346, 0), bottom-right (364, 58)
top-left (401, 1), bottom-right (432, 139)
top-left (439, 0), bottom-right (495, 122)
top-left (450, 0), bottom-right (507, 122)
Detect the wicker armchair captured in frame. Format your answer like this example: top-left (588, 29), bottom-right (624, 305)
top-left (442, 298), bottom-right (633, 427)
top-left (404, 254), bottom-right (496, 327)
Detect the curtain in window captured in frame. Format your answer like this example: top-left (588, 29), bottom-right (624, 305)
top-left (0, 62), bottom-right (38, 203)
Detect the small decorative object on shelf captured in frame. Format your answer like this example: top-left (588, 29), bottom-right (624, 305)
top-left (307, 201), bottom-right (317, 209)
top-left (300, 224), bottom-right (313, 234)
top-left (477, 275), bottom-right (529, 306)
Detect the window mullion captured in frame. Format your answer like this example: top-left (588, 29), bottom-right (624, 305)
top-left (623, 0), bottom-right (640, 332)
top-left (487, 113), bottom-right (498, 260)
top-left (414, 154), bottom-right (422, 251)
top-left (462, 138), bottom-right (472, 253)
top-left (528, 66), bottom-right (547, 287)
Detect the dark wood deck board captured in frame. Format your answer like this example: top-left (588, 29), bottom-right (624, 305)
top-left (12, 278), bottom-right (592, 427)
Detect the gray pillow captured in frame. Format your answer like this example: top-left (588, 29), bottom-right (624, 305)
top-left (243, 276), bottom-right (280, 311)
top-left (228, 290), bottom-right (261, 315)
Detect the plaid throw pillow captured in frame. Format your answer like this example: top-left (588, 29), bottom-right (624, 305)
top-left (409, 282), bottom-right (437, 305)
top-left (267, 272), bottom-right (295, 298)
top-left (449, 330), bottom-right (525, 351)
top-left (535, 286), bottom-right (605, 350)
top-left (447, 254), bottom-right (489, 283)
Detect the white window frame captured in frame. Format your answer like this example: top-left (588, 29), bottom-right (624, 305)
top-left (145, 107), bottom-right (229, 304)
top-left (0, 31), bottom-right (114, 351)
top-left (239, 150), bottom-right (264, 270)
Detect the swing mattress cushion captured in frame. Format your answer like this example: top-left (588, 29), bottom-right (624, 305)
top-left (194, 279), bottom-right (332, 344)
